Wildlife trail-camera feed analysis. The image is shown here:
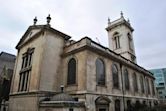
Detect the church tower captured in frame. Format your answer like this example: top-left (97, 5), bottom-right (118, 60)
top-left (106, 12), bottom-right (137, 63)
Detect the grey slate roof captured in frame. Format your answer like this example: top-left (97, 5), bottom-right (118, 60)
top-left (0, 52), bottom-right (16, 62)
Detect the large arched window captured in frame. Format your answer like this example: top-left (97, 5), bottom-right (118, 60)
top-left (140, 75), bottom-right (144, 93)
top-left (113, 32), bottom-right (120, 49)
top-left (151, 80), bottom-right (155, 95)
top-left (96, 58), bottom-right (105, 85)
top-left (67, 58), bottom-right (76, 85)
top-left (133, 73), bottom-right (138, 92)
top-left (124, 69), bottom-right (130, 90)
top-left (115, 99), bottom-right (120, 111)
top-left (127, 33), bottom-right (133, 50)
top-left (112, 64), bottom-right (119, 88)
top-left (145, 78), bottom-right (150, 94)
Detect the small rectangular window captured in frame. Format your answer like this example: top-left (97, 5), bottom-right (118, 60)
top-left (74, 97), bottom-right (78, 101)
top-left (159, 91), bottom-right (162, 94)
top-left (159, 83), bottom-right (164, 85)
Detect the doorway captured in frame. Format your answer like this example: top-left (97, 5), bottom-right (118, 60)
top-left (95, 96), bottom-right (111, 111)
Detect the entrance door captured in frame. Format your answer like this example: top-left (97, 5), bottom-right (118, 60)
top-left (95, 96), bottom-right (111, 111)
top-left (97, 106), bottom-right (109, 111)
top-left (98, 108), bottom-right (107, 111)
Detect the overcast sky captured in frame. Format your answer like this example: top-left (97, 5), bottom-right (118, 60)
top-left (0, 0), bottom-right (166, 69)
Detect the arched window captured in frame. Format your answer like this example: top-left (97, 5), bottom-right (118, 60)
top-left (143, 101), bottom-right (146, 106)
top-left (115, 99), bottom-right (120, 111)
top-left (124, 69), bottom-right (130, 90)
top-left (151, 80), bottom-right (155, 95)
top-left (113, 32), bottom-right (120, 49)
top-left (96, 58), bottom-right (105, 85)
top-left (154, 101), bottom-right (158, 106)
top-left (149, 101), bottom-right (152, 107)
top-left (133, 73), bottom-right (138, 92)
top-left (145, 78), bottom-right (150, 94)
top-left (112, 64), bottom-right (119, 88)
top-left (127, 33), bottom-right (133, 50)
top-left (67, 58), bottom-right (76, 85)
top-left (140, 76), bottom-right (144, 93)
top-left (135, 100), bottom-right (141, 109)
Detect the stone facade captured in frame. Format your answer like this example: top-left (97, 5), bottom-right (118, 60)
top-left (9, 15), bottom-right (158, 111)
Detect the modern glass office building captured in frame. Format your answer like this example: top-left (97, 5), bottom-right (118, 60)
top-left (150, 68), bottom-right (166, 101)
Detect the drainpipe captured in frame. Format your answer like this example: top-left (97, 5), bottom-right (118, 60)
top-left (120, 64), bottom-right (125, 111)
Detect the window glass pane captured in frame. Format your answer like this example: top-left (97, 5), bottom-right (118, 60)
top-left (112, 64), bottom-right (119, 88)
top-left (24, 71), bottom-right (29, 91)
top-left (96, 58), bottom-right (105, 85)
top-left (28, 53), bottom-right (33, 66)
top-left (145, 78), bottom-right (150, 94)
top-left (128, 35), bottom-right (132, 49)
top-left (25, 55), bottom-right (28, 67)
top-left (113, 32), bottom-right (120, 49)
top-left (140, 76), bottom-right (144, 93)
top-left (18, 74), bottom-right (22, 91)
top-left (152, 80), bottom-right (155, 95)
top-left (18, 48), bottom-right (34, 92)
top-left (67, 58), bottom-right (76, 85)
top-left (133, 73), bottom-right (138, 92)
top-left (117, 37), bottom-right (120, 48)
top-left (21, 73), bottom-right (26, 91)
top-left (124, 69), bottom-right (129, 90)
top-left (21, 57), bottom-right (25, 68)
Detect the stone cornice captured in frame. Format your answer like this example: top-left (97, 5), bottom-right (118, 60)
top-left (63, 37), bottom-right (154, 79)
top-left (106, 18), bottom-right (134, 32)
top-left (16, 25), bottom-right (71, 49)
top-left (69, 91), bottom-right (158, 100)
top-left (10, 90), bottom-right (57, 97)
top-left (40, 101), bottom-right (85, 108)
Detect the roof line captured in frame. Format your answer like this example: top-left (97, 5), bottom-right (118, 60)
top-left (0, 51), bottom-right (16, 57)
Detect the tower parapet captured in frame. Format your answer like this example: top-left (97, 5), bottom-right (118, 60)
top-left (106, 12), bottom-right (136, 63)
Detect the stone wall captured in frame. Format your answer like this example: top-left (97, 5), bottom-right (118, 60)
top-left (9, 95), bottom-right (38, 111)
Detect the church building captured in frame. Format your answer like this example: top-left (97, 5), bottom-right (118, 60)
top-left (9, 13), bottom-right (158, 111)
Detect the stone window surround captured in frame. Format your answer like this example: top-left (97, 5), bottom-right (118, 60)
top-left (96, 58), bottom-right (106, 86)
top-left (18, 48), bottom-right (34, 92)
